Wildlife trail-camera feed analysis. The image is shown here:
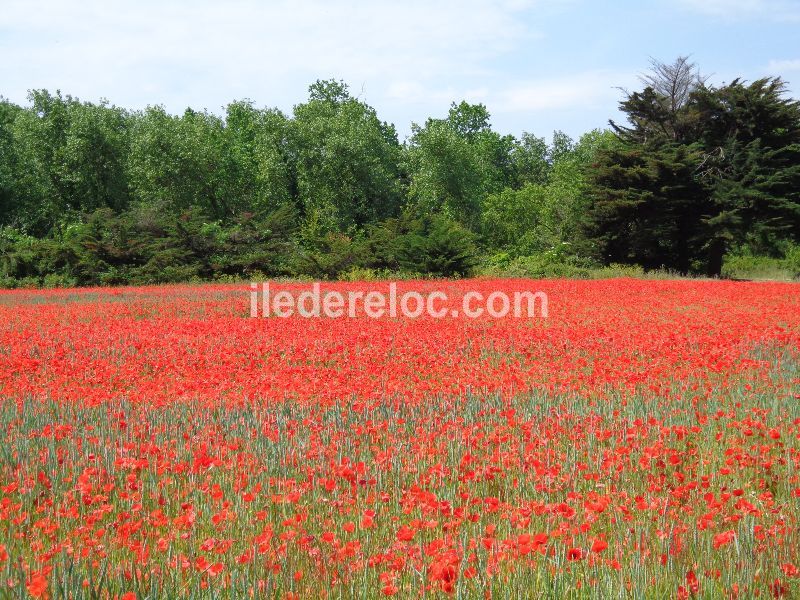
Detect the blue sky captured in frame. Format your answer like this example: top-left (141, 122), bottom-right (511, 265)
top-left (1, 0), bottom-right (799, 141)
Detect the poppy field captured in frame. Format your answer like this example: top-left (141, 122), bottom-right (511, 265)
top-left (1, 279), bottom-right (799, 599)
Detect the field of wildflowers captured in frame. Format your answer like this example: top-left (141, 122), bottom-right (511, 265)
top-left (0, 279), bottom-right (799, 598)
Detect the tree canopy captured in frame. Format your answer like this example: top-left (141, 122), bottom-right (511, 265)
top-left (589, 57), bottom-right (800, 275)
top-left (1, 61), bottom-right (799, 287)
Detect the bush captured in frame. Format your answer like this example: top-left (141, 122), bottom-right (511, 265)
top-left (592, 263), bottom-right (647, 279)
top-left (479, 254), bottom-right (592, 279)
top-left (0, 275), bottom-right (18, 289)
top-left (341, 267), bottom-right (383, 282)
top-left (295, 232), bottom-right (363, 279)
top-left (42, 273), bottom-right (78, 288)
top-left (721, 245), bottom-right (800, 281)
top-left (395, 214), bottom-right (478, 277)
top-left (784, 244), bottom-right (800, 278)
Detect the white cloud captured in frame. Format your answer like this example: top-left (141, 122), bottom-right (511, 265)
top-left (767, 59), bottom-right (800, 72)
top-left (380, 70), bottom-right (636, 137)
top-left (0, 0), bottom-right (541, 111)
top-left (386, 81), bottom-right (489, 106)
top-left (495, 70), bottom-right (636, 112)
top-left (675, 0), bottom-right (800, 21)
top-left (0, 0), bottom-right (645, 138)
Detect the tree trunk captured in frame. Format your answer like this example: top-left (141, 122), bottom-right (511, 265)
top-left (676, 222), bottom-right (691, 275)
top-left (706, 239), bottom-right (725, 277)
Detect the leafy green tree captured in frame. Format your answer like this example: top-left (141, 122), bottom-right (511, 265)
top-left (511, 132), bottom-right (550, 187)
top-left (549, 130), bottom-right (575, 164)
top-left (482, 130), bottom-right (616, 259)
top-left (692, 78), bottom-right (800, 273)
top-left (588, 58), bottom-right (800, 275)
top-left (291, 80), bottom-right (402, 232)
top-left (472, 128), bottom-right (518, 197)
top-left (405, 118), bottom-right (482, 227)
top-left (0, 99), bottom-right (22, 227)
top-left (405, 101), bottom-right (517, 230)
top-left (546, 130), bottom-right (619, 256)
top-left (61, 99), bottom-right (130, 213)
top-left (396, 213), bottom-right (478, 277)
top-left (446, 101), bottom-right (491, 139)
top-left (9, 90), bottom-right (72, 234)
top-left (127, 106), bottom-right (228, 219)
top-left (481, 184), bottom-right (549, 255)
top-left (9, 91), bottom-right (131, 234)
top-left (223, 101), bottom-right (294, 215)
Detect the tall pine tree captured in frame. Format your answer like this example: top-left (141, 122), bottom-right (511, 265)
top-left (589, 58), bottom-right (800, 275)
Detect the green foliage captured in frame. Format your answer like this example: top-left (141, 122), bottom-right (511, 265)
top-left (693, 78), bottom-right (800, 273)
top-left (294, 232), bottom-right (363, 280)
top-left (0, 66), bottom-right (798, 287)
top-left (479, 252), bottom-right (593, 279)
top-left (786, 244), bottom-right (800, 277)
top-left (481, 184), bottom-right (548, 254)
top-left (482, 129), bottom-right (617, 258)
top-left (5, 91), bottom-right (131, 235)
top-left (127, 106), bottom-right (231, 219)
top-left (589, 57), bottom-right (800, 276)
top-left (404, 119), bottom-right (483, 228)
top-left (511, 132), bottom-right (549, 186)
top-left (589, 142), bottom-right (708, 273)
top-left (0, 99), bottom-right (22, 227)
top-left (722, 242), bottom-right (800, 280)
top-left (404, 101), bottom-right (519, 231)
top-left (0, 203), bottom-right (301, 287)
top-left (222, 101), bottom-right (294, 215)
top-left (292, 211), bottom-right (478, 280)
top-left (394, 213), bottom-right (478, 277)
top-left (721, 254), bottom-right (790, 280)
top-left (291, 80), bottom-right (402, 230)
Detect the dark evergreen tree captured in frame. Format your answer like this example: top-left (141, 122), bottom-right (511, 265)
top-left (589, 58), bottom-right (800, 275)
top-left (692, 78), bottom-right (800, 274)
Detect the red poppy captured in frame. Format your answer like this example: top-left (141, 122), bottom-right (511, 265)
top-left (27, 574), bottom-right (48, 599)
top-left (713, 531), bottom-right (735, 549)
top-left (567, 548), bottom-right (583, 561)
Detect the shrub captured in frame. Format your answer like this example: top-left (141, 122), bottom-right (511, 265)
top-left (479, 254), bottom-right (591, 279)
top-left (295, 232), bottom-right (363, 280)
top-left (721, 247), bottom-right (799, 281)
top-left (395, 214), bottom-right (478, 277)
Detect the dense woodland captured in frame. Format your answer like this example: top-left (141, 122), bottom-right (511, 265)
top-left (1, 57), bottom-right (799, 287)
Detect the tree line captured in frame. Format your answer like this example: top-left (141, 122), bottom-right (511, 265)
top-left (1, 57), bottom-right (799, 287)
